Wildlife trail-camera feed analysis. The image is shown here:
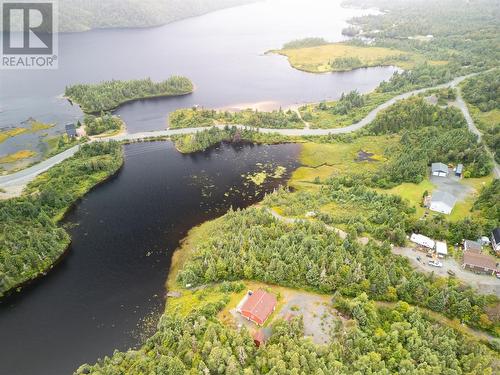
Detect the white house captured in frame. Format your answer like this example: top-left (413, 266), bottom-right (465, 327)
top-left (430, 191), bottom-right (456, 215)
top-left (435, 241), bottom-right (448, 257)
top-left (431, 162), bottom-right (449, 177)
top-left (410, 233), bottom-right (435, 249)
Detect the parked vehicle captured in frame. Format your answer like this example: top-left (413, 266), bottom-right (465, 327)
top-left (428, 260), bottom-right (443, 268)
top-left (447, 270), bottom-right (456, 276)
top-left (416, 256), bottom-right (422, 262)
top-left (496, 273), bottom-right (500, 279)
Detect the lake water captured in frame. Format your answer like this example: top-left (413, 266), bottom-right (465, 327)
top-left (0, 0), bottom-right (396, 162)
top-left (0, 141), bottom-right (300, 375)
top-left (0, 1), bottom-right (396, 374)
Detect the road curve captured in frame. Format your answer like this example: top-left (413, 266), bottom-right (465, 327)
top-left (0, 72), bottom-right (493, 195)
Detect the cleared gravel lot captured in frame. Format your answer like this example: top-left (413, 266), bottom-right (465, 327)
top-left (393, 246), bottom-right (500, 296)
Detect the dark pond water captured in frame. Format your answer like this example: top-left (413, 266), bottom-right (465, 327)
top-left (0, 141), bottom-right (300, 375)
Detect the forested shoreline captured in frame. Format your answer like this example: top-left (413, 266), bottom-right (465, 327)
top-left (0, 142), bottom-right (123, 297)
top-left (76, 290), bottom-right (499, 374)
top-left (65, 76), bottom-right (193, 113)
top-left (169, 107), bottom-right (303, 129)
top-left (172, 126), bottom-right (296, 153)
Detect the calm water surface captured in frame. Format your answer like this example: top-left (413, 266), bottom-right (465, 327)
top-left (0, 1), bottom-right (396, 373)
top-left (0, 141), bottom-right (300, 375)
top-left (0, 0), bottom-right (396, 159)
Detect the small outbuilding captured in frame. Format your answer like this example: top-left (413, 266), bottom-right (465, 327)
top-left (431, 162), bottom-right (449, 177)
top-left (65, 123), bottom-right (77, 138)
top-left (430, 191), bottom-right (456, 215)
top-left (464, 240), bottom-right (482, 253)
top-left (252, 327), bottom-right (272, 347)
top-left (491, 228), bottom-right (500, 253)
top-left (237, 289), bottom-right (277, 326)
top-left (253, 330), bottom-right (265, 347)
top-left (410, 233), bottom-right (435, 249)
top-left (455, 164), bottom-right (464, 178)
top-left (435, 241), bottom-right (448, 257)
top-left (462, 252), bottom-right (498, 275)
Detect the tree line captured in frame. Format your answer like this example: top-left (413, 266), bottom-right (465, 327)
top-left (177, 206), bottom-right (498, 334)
top-left (65, 76), bottom-right (193, 113)
top-left (0, 142), bottom-right (123, 297)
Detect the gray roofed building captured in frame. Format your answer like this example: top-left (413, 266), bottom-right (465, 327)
top-left (431, 162), bottom-right (449, 177)
top-left (464, 240), bottom-right (482, 253)
top-left (455, 164), bottom-right (464, 177)
top-left (65, 123), bottom-right (77, 138)
top-left (429, 191), bottom-right (456, 215)
top-left (462, 252), bottom-right (498, 275)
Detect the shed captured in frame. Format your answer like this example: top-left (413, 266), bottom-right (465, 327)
top-left (455, 164), bottom-right (463, 177)
top-left (253, 330), bottom-right (265, 347)
top-left (435, 241), bottom-right (448, 256)
top-left (462, 252), bottom-right (498, 275)
top-left (491, 228), bottom-right (500, 253)
top-left (464, 240), bottom-right (482, 253)
top-left (252, 327), bottom-right (272, 347)
top-left (430, 191), bottom-right (456, 215)
top-left (237, 289), bottom-right (277, 326)
top-left (410, 233), bottom-right (435, 249)
top-left (431, 162), bottom-right (449, 177)
top-left (65, 123), bottom-right (77, 138)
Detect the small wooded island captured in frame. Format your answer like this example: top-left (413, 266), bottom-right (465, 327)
top-left (65, 76), bottom-right (193, 113)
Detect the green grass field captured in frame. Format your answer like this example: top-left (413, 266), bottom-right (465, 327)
top-left (273, 42), bottom-right (447, 73)
top-left (291, 136), bottom-right (398, 190)
top-left (377, 179), bottom-right (436, 218)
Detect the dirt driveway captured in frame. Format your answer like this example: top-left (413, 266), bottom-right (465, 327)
top-left (278, 290), bottom-right (343, 345)
top-left (229, 288), bottom-right (344, 345)
top-left (393, 246), bottom-right (500, 295)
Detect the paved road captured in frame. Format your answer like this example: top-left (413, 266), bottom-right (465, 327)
top-left (0, 72), bottom-right (494, 196)
top-left (453, 85), bottom-right (500, 178)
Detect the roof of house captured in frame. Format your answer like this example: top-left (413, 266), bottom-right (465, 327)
top-left (464, 240), bottom-right (482, 253)
top-left (410, 233), bottom-right (435, 249)
top-left (456, 164), bottom-right (464, 174)
top-left (65, 123), bottom-right (77, 137)
top-left (436, 241), bottom-right (448, 255)
top-left (432, 162), bottom-right (448, 173)
top-left (239, 289), bottom-right (277, 324)
top-left (431, 191), bottom-right (457, 208)
top-left (463, 252), bottom-right (497, 271)
top-left (492, 228), bottom-right (500, 244)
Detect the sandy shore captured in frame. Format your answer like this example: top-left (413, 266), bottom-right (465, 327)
top-left (218, 100), bottom-right (281, 112)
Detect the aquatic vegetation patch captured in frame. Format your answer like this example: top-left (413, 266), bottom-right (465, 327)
top-left (0, 150), bottom-right (36, 164)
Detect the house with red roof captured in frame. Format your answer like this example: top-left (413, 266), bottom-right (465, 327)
top-left (237, 289), bottom-right (277, 326)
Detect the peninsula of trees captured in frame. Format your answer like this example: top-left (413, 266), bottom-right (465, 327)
top-left (0, 142), bottom-right (123, 297)
top-left (65, 76), bottom-right (193, 113)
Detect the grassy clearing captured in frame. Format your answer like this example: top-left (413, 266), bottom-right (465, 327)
top-left (300, 91), bottom-right (394, 129)
top-left (0, 150), bottom-right (36, 164)
top-left (273, 42), bottom-right (444, 73)
top-left (377, 179), bottom-right (436, 218)
top-left (448, 175), bottom-right (495, 222)
top-left (468, 105), bottom-right (500, 136)
top-left (290, 136), bottom-right (398, 189)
